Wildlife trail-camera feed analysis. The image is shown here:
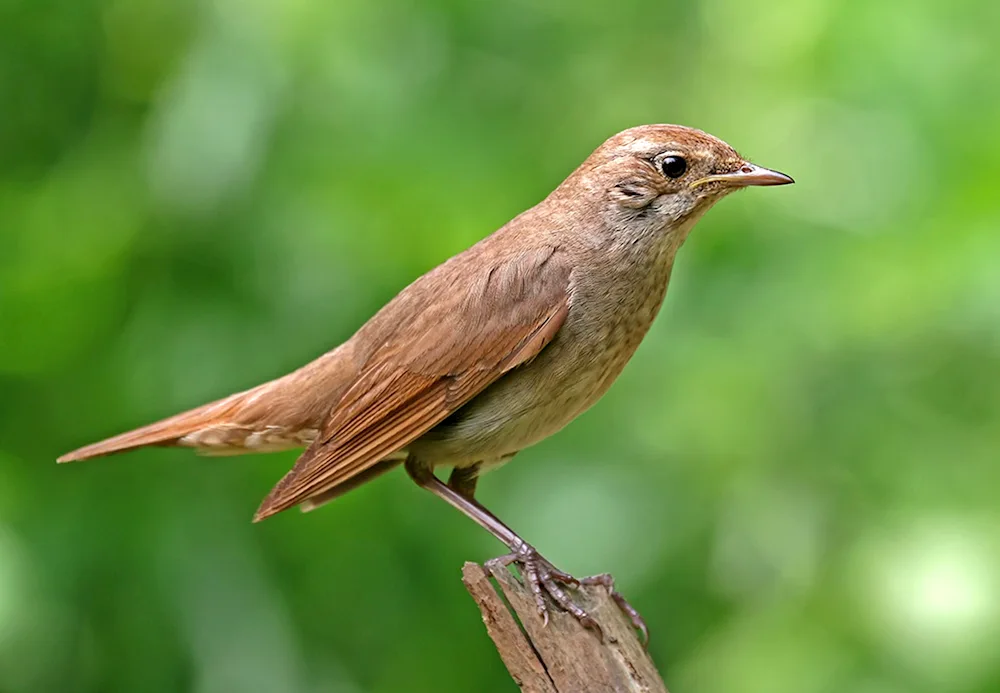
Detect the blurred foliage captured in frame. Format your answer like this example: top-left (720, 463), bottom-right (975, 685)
top-left (2, 0), bottom-right (1000, 692)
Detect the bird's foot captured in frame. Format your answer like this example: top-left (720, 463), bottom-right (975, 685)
top-left (486, 543), bottom-right (648, 646)
top-left (577, 572), bottom-right (649, 646)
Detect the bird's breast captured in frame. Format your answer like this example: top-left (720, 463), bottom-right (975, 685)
top-left (413, 237), bottom-right (678, 466)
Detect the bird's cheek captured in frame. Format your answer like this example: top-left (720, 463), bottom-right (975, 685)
top-left (649, 193), bottom-right (694, 223)
top-left (610, 184), bottom-right (656, 209)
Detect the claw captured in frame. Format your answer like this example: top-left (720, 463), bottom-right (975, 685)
top-left (580, 573), bottom-right (649, 648)
top-left (488, 544), bottom-right (644, 645)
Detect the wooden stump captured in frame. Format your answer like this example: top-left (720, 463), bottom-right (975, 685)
top-left (462, 562), bottom-right (669, 693)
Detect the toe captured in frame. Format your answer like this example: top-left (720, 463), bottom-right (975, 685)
top-left (544, 564), bottom-right (580, 586)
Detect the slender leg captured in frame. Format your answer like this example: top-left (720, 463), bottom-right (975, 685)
top-left (406, 457), bottom-right (522, 548)
top-left (447, 464), bottom-right (480, 501)
top-left (405, 456), bottom-right (648, 644)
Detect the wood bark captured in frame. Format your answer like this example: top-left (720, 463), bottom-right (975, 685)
top-left (462, 562), bottom-right (670, 693)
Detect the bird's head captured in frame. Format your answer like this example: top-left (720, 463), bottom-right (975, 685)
top-left (563, 124), bottom-right (793, 240)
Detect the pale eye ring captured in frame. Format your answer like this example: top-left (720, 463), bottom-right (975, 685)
top-left (659, 155), bottom-right (687, 179)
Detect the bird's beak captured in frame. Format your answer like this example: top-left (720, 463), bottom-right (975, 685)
top-left (691, 163), bottom-right (794, 189)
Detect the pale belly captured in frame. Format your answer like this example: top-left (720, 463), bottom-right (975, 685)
top-left (408, 356), bottom-right (601, 465)
top-left (408, 285), bottom-right (664, 467)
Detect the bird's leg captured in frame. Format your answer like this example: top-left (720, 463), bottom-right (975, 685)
top-left (447, 464), bottom-right (480, 501)
top-left (405, 456), bottom-right (647, 645)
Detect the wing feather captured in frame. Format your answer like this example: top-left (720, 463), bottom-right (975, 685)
top-left (253, 244), bottom-right (571, 520)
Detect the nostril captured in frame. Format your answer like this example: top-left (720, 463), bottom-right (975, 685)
top-left (740, 165), bottom-right (753, 173)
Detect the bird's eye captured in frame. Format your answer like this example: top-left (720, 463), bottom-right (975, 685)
top-left (659, 155), bottom-right (687, 179)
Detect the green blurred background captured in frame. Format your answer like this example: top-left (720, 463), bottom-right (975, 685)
top-left (2, 0), bottom-right (999, 691)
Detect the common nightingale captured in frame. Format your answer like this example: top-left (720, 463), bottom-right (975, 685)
top-left (60, 124), bottom-right (793, 640)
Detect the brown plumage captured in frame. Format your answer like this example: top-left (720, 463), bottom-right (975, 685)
top-left (57, 342), bottom-right (361, 460)
top-left (59, 124), bottom-right (792, 637)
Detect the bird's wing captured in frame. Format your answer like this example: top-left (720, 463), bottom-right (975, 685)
top-left (253, 244), bottom-right (571, 521)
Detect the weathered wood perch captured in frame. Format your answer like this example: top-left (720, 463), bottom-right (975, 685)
top-left (462, 562), bottom-right (669, 693)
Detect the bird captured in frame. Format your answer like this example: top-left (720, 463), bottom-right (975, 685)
top-left (59, 124), bottom-right (793, 641)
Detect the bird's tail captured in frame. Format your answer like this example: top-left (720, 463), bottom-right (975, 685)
top-left (57, 385), bottom-right (295, 462)
top-left (57, 346), bottom-right (356, 463)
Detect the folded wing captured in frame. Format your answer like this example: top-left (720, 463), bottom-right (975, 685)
top-left (253, 244), bottom-right (571, 521)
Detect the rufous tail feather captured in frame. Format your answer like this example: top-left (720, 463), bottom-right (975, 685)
top-left (55, 345), bottom-right (360, 463)
top-left (57, 387), bottom-right (287, 462)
